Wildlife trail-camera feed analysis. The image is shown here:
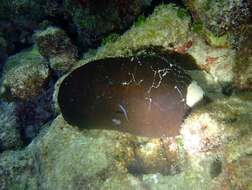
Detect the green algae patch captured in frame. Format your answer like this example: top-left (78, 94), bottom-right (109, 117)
top-left (101, 33), bottom-right (120, 46)
top-left (133, 14), bottom-right (147, 27)
top-left (205, 32), bottom-right (229, 48)
top-left (3, 46), bottom-right (42, 74)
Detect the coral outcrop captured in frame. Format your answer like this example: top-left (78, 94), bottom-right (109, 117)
top-left (35, 27), bottom-right (78, 72)
top-left (184, 0), bottom-right (250, 36)
top-left (1, 47), bottom-right (50, 100)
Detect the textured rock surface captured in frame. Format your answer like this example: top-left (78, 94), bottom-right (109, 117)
top-left (86, 4), bottom-right (192, 59)
top-left (187, 37), bottom-right (235, 86)
top-left (0, 150), bottom-right (37, 190)
top-left (0, 37), bottom-right (7, 73)
top-left (1, 47), bottom-right (50, 100)
top-left (0, 116), bottom-right (181, 189)
top-left (63, 0), bottom-right (152, 49)
top-left (184, 0), bottom-right (250, 36)
top-left (0, 47), bottom-right (54, 145)
top-left (0, 101), bottom-right (22, 151)
top-left (0, 0), bottom-right (152, 57)
top-left (80, 4), bottom-right (236, 89)
top-left (234, 25), bottom-right (252, 90)
top-left (1, 93), bottom-right (252, 189)
top-left (181, 94), bottom-right (252, 154)
top-left (0, 0), bottom-right (47, 55)
top-left (35, 27), bottom-right (78, 72)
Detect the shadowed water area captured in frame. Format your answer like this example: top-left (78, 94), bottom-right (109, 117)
top-left (58, 55), bottom-right (192, 137)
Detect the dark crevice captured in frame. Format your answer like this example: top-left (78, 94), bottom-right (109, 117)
top-left (16, 70), bottom-right (59, 146)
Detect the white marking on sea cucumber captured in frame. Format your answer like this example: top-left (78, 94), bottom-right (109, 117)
top-left (186, 81), bottom-right (204, 107)
top-left (112, 118), bottom-right (121, 126)
top-left (119, 104), bottom-right (129, 121)
top-left (174, 85), bottom-right (185, 102)
top-left (145, 97), bottom-right (153, 111)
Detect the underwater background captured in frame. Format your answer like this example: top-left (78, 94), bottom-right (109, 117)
top-left (0, 0), bottom-right (252, 189)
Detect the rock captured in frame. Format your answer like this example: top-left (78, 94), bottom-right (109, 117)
top-left (181, 93), bottom-right (252, 153)
top-left (234, 25), bottom-right (252, 90)
top-left (87, 4), bottom-right (192, 59)
top-left (80, 3), bottom-right (232, 94)
top-left (101, 174), bottom-right (147, 190)
top-left (0, 101), bottom-right (22, 151)
top-left (49, 54), bottom-right (76, 72)
top-left (0, 36), bottom-right (7, 73)
top-left (0, 0), bottom-right (47, 55)
top-left (223, 155), bottom-right (252, 190)
top-left (187, 36), bottom-right (236, 86)
top-left (140, 93), bottom-right (252, 190)
top-left (1, 47), bottom-right (50, 100)
top-left (35, 27), bottom-right (78, 72)
top-left (0, 150), bottom-right (37, 190)
top-left (184, 0), bottom-right (250, 36)
top-left (1, 47), bottom-right (56, 145)
top-left (0, 0), bottom-right (152, 56)
top-left (15, 87), bottom-right (55, 144)
top-left (0, 115), bottom-right (181, 189)
top-left (0, 0), bottom-right (74, 57)
top-left (63, 0), bottom-right (152, 49)
top-left (130, 138), bottom-right (180, 175)
top-left (29, 117), bottom-right (134, 189)
top-left (0, 92), bottom-right (252, 189)
top-left (219, 134), bottom-right (252, 190)
top-left (28, 116), bottom-right (182, 188)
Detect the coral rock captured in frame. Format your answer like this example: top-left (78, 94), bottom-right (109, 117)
top-left (35, 27), bottom-right (78, 72)
top-left (184, 0), bottom-right (250, 36)
top-left (1, 47), bottom-right (50, 100)
top-left (0, 101), bottom-right (22, 151)
top-left (234, 25), bottom-right (252, 90)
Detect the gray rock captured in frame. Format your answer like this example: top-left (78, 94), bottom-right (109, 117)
top-left (234, 25), bottom-right (252, 90)
top-left (184, 0), bottom-right (250, 36)
top-left (0, 92), bottom-right (252, 189)
top-left (0, 101), bottom-right (22, 151)
top-left (0, 0), bottom-right (47, 55)
top-left (0, 150), bottom-right (38, 190)
top-left (63, 0), bottom-right (153, 49)
top-left (35, 27), bottom-right (78, 72)
top-left (1, 47), bottom-right (50, 100)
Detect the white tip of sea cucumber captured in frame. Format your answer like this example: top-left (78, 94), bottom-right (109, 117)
top-left (186, 81), bottom-right (204, 108)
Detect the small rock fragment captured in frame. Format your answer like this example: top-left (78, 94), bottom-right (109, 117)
top-left (35, 27), bottom-right (77, 72)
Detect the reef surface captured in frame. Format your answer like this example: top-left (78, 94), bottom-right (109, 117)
top-left (0, 1), bottom-right (252, 190)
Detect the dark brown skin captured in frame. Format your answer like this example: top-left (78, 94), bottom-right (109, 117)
top-left (58, 56), bottom-right (191, 138)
